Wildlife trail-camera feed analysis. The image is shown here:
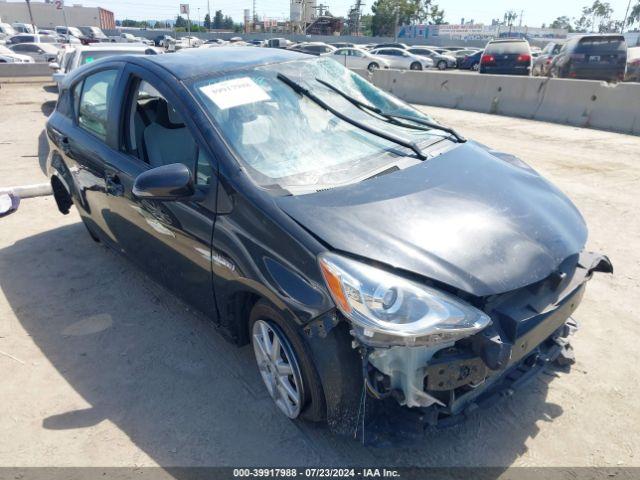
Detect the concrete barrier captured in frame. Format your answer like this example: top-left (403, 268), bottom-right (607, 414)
top-left (0, 63), bottom-right (53, 78)
top-left (354, 69), bottom-right (640, 136)
top-left (0, 183), bottom-right (52, 198)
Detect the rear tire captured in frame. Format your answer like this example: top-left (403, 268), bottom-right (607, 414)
top-left (249, 300), bottom-right (326, 422)
top-left (367, 62), bottom-right (379, 72)
top-left (437, 60), bottom-right (447, 70)
top-left (410, 62), bottom-right (422, 71)
top-left (472, 62), bottom-right (479, 71)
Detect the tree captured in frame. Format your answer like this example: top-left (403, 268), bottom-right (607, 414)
top-left (175, 15), bottom-right (188, 29)
top-left (628, 1), bottom-right (640, 29)
top-left (204, 13), bottom-right (211, 29)
top-left (550, 15), bottom-right (572, 30)
top-left (503, 10), bottom-right (518, 27)
top-left (370, 0), bottom-right (444, 36)
top-left (428, 1), bottom-right (445, 24)
top-left (213, 10), bottom-right (224, 29)
top-left (575, 1), bottom-right (614, 33)
top-left (360, 14), bottom-right (374, 35)
top-left (223, 15), bottom-right (234, 29)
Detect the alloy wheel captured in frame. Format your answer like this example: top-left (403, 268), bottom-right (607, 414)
top-left (252, 319), bottom-right (304, 419)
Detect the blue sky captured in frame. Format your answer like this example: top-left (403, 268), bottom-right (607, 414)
top-left (71, 0), bottom-right (634, 25)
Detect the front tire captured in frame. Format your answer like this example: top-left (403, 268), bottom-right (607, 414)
top-left (437, 60), bottom-right (447, 70)
top-left (472, 62), bottom-right (479, 71)
top-left (410, 61), bottom-right (422, 71)
top-left (367, 62), bottom-right (379, 72)
top-left (249, 300), bottom-right (326, 421)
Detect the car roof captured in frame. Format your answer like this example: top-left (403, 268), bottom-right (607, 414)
top-left (11, 41), bottom-right (55, 48)
top-left (488, 39), bottom-right (528, 43)
top-left (76, 44), bottom-right (151, 51)
top-left (138, 47), bottom-right (308, 80)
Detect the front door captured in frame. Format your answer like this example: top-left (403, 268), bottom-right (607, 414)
top-left (102, 66), bottom-right (219, 318)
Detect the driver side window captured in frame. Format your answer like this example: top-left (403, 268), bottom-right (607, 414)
top-left (125, 79), bottom-right (213, 187)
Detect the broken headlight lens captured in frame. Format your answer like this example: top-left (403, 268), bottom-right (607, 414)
top-left (319, 252), bottom-right (491, 347)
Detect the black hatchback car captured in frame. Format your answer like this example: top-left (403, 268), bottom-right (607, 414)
top-left (480, 39), bottom-right (532, 75)
top-left (550, 34), bottom-right (628, 82)
top-left (46, 48), bottom-right (611, 433)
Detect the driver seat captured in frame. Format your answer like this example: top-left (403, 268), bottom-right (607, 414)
top-left (143, 100), bottom-right (197, 170)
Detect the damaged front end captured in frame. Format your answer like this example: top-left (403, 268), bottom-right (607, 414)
top-left (320, 250), bottom-right (612, 428)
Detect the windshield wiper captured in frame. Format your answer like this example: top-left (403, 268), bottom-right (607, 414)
top-left (276, 73), bottom-right (427, 160)
top-left (315, 78), bottom-right (466, 143)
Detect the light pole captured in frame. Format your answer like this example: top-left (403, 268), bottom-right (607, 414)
top-left (25, 0), bottom-right (36, 34)
top-left (393, 5), bottom-right (400, 41)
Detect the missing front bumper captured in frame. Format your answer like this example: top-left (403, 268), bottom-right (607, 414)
top-left (362, 316), bottom-right (578, 431)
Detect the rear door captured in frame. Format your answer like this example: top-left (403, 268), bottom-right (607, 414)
top-left (376, 48), bottom-right (402, 68)
top-left (101, 64), bottom-right (219, 318)
top-left (48, 63), bottom-right (124, 243)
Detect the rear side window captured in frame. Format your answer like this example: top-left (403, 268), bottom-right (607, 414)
top-left (77, 69), bottom-right (118, 141)
top-left (576, 36), bottom-right (626, 53)
top-left (485, 42), bottom-right (529, 55)
top-left (56, 89), bottom-right (72, 117)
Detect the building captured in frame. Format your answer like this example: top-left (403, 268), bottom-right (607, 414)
top-left (290, 0), bottom-right (316, 24)
top-left (399, 23), bottom-right (568, 42)
top-left (0, 0), bottom-right (115, 29)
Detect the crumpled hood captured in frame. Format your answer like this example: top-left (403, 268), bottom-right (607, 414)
top-left (276, 142), bottom-right (587, 297)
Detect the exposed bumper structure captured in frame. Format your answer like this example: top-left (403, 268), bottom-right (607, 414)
top-left (355, 251), bottom-right (612, 421)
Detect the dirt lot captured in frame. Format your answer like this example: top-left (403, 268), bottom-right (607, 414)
top-left (0, 81), bottom-right (638, 468)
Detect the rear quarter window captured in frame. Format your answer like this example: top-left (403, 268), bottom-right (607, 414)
top-left (485, 42), bottom-right (529, 55)
top-left (56, 89), bottom-right (72, 117)
top-left (77, 69), bottom-right (119, 141)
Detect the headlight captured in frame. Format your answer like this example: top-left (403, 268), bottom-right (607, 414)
top-left (319, 252), bottom-right (491, 347)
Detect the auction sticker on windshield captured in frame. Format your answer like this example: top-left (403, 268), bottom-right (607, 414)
top-left (199, 77), bottom-right (270, 110)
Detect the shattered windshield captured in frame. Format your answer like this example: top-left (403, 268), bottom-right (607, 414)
top-left (192, 57), bottom-right (449, 191)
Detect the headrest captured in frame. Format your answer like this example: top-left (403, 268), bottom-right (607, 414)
top-left (155, 99), bottom-right (185, 129)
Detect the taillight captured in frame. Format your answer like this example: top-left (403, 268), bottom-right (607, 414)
top-left (481, 54), bottom-right (495, 65)
top-left (517, 54), bottom-right (531, 63)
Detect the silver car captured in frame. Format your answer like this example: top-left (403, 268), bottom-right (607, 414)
top-left (369, 47), bottom-right (434, 70)
top-left (0, 45), bottom-right (34, 63)
top-left (9, 42), bottom-right (58, 62)
top-left (407, 47), bottom-right (457, 70)
top-left (330, 47), bottom-right (390, 71)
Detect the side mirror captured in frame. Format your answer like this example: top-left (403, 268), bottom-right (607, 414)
top-left (49, 61), bottom-right (60, 70)
top-left (133, 163), bottom-right (195, 201)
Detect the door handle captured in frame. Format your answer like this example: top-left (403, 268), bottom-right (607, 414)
top-left (60, 136), bottom-right (71, 155)
top-left (105, 172), bottom-right (124, 197)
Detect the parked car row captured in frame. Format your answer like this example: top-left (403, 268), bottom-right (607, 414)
top-left (50, 43), bottom-right (162, 87)
top-left (530, 34), bottom-right (631, 82)
top-left (0, 23), bottom-right (113, 47)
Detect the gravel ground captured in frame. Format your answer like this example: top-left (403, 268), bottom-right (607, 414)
top-left (0, 81), bottom-right (638, 468)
